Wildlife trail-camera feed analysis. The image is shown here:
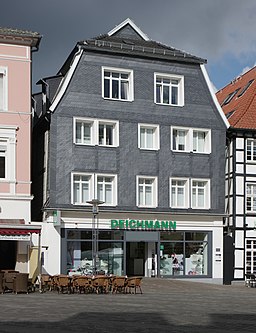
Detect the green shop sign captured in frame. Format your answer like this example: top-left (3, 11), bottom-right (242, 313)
top-left (111, 219), bottom-right (176, 230)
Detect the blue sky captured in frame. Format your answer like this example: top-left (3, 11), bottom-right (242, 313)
top-left (1, 0), bottom-right (256, 92)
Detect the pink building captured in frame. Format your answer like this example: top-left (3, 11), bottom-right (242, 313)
top-left (0, 28), bottom-right (41, 273)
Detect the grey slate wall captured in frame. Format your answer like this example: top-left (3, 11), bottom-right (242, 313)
top-left (48, 52), bottom-right (226, 214)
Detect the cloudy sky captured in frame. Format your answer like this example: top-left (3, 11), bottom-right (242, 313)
top-left (1, 0), bottom-right (256, 92)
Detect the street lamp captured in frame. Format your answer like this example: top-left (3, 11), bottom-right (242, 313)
top-left (86, 199), bottom-right (104, 274)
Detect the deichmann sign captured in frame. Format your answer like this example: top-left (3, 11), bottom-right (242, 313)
top-left (111, 219), bottom-right (176, 230)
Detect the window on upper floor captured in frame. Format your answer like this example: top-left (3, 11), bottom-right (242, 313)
top-left (154, 73), bottom-right (184, 107)
top-left (221, 88), bottom-right (240, 106)
top-left (71, 172), bottom-right (117, 206)
top-left (192, 129), bottom-right (211, 153)
top-left (246, 183), bottom-right (256, 213)
top-left (170, 178), bottom-right (189, 208)
top-left (136, 176), bottom-right (158, 208)
top-left (74, 118), bottom-right (119, 147)
top-left (0, 144), bottom-right (6, 179)
top-left (0, 127), bottom-right (16, 183)
top-left (96, 174), bottom-right (117, 206)
top-left (191, 179), bottom-right (210, 209)
top-left (171, 127), bottom-right (211, 154)
top-left (72, 173), bottom-right (93, 205)
top-left (246, 139), bottom-right (256, 162)
top-left (237, 79), bottom-right (254, 98)
top-left (0, 67), bottom-right (8, 111)
top-left (138, 124), bottom-right (159, 150)
top-left (102, 67), bottom-right (134, 101)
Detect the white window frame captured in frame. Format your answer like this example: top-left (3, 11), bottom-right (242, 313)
top-left (170, 177), bottom-right (189, 208)
top-left (73, 117), bottom-right (95, 145)
top-left (102, 66), bottom-right (134, 102)
top-left (0, 67), bottom-right (8, 111)
top-left (138, 123), bottom-right (160, 150)
top-left (0, 126), bottom-right (16, 183)
top-left (154, 72), bottom-right (184, 107)
top-left (191, 179), bottom-right (210, 209)
top-left (192, 128), bottom-right (211, 154)
top-left (97, 119), bottom-right (119, 147)
top-left (96, 173), bottom-right (117, 206)
top-left (246, 183), bottom-right (256, 213)
top-left (246, 139), bottom-right (256, 163)
top-left (171, 127), bottom-right (211, 154)
top-left (171, 126), bottom-right (190, 152)
top-left (136, 176), bottom-right (158, 208)
top-left (73, 117), bottom-right (119, 147)
top-left (71, 172), bottom-right (93, 205)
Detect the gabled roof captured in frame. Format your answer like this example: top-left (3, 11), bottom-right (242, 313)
top-left (0, 27), bottom-right (41, 48)
top-left (78, 18), bottom-right (206, 65)
top-left (216, 66), bottom-right (256, 129)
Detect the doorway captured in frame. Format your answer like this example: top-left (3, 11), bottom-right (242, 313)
top-left (126, 242), bottom-right (145, 276)
top-left (0, 240), bottom-right (17, 270)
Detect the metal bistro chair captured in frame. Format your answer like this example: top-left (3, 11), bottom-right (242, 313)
top-left (126, 276), bottom-right (143, 294)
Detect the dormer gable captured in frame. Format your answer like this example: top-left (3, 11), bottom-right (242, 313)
top-left (107, 18), bottom-right (149, 41)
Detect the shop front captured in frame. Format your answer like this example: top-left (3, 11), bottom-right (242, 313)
top-left (59, 215), bottom-right (221, 281)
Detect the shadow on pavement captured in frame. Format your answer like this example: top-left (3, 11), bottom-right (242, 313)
top-left (0, 312), bottom-right (255, 333)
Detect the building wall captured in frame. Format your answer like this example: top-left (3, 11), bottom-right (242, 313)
top-left (48, 52), bottom-right (226, 213)
top-left (0, 43), bottom-right (32, 221)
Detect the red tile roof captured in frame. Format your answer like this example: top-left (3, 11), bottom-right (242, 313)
top-left (216, 66), bottom-right (256, 129)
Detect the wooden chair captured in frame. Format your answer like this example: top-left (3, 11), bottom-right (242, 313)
top-left (126, 276), bottom-right (143, 294)
top-left (3, 272), bottom-right (19, 293)
top-left (13, 273), bottom-right (29, 294)
top-left (112, 276), bottom-right (127, 294)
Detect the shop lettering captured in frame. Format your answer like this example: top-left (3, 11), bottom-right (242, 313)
top-left (111, 219), bottom-right (176, 230)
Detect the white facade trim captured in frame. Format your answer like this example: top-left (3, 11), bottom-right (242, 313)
top-left (49, 47), bottom-right (83, 112)
top-left (108, 18), bottom-right (149, 41)
top-left (200, 64), bottom-right (230, 129)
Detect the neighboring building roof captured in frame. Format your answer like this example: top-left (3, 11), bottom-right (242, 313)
top-left (0, 27), bottom-right (41, 48)
top-left (216, 66), bottom-right (256, 130)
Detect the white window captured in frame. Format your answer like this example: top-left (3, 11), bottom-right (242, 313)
top-left (0, 67), bottom-right (8, 111)
top-left (97, 174), bottom-right (117, 206)
top-left (137, 176), bottom-right (158, 208)
top-left (72, 173), bottom-right (93, 205)
top-left (138, 124), bottom-right (159, 150)
top-left (171, 127), bottom-right (211, 154)
top-left (71, 173), bottom-right (117, 206)
top-left (74, 118), bottom-right (119, 147)
top-left (170, 178), bottom-right (189, 208)
top-left (246, 139), bottom-right (256, 162)
top-left (102, 67), bottom-right (134, 101)
top-left (191, 179), bottom-right (210, 209)
top-left (246, 183), bottom-right (256, 213)
top-left (74, 118), bottom-right (94, 145)
top-left (0, 144), bottom-right (6, 179)
top-left (192, 129), bottom-right (211, 153)
top-left (171, 127), bottom-right (189, 152)
top-left (154, 73), bottom-right (184, 106)
top-left (0, 127), bottom-right (16, 183)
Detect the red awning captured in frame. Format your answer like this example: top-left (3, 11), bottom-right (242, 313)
top-left (0, 228), bottom-right (41, 235)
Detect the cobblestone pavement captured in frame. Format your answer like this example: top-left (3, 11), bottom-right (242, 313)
top-left (0, 278), bottom-right (256, 332)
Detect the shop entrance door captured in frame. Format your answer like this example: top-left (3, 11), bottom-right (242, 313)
top-left (126, 242), bottom-right (145, 276)
top-left (0, 240), bottom-right (17, 270)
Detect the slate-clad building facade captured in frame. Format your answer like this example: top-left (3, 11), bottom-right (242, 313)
top-left (32, 19), bottom-right (228, 282)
